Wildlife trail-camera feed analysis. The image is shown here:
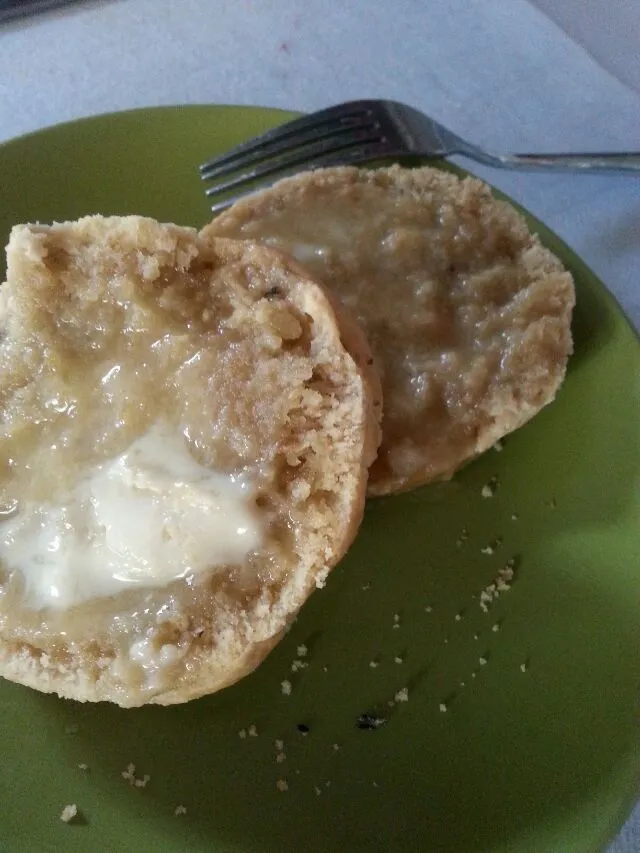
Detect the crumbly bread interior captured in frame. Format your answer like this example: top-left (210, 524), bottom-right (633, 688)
top-left (205, 165), bottom-right (576, 495)
top-left (0, 215), bottom-right (380, 706)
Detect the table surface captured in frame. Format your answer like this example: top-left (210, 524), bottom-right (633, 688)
top-left (1, 1), bottom-right (639, 850)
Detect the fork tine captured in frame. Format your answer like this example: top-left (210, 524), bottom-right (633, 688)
top-left (205, 131), bottom-right (382, 198)
top-left (208, 146), bottom-right (395, 215)
top-left (199, 101), bottom-right (375, 176)
top-left (200, 116), bottom-right (373, 182)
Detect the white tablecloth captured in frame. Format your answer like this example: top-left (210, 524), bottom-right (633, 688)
top-left (1, 1), bottom-right (639, 848)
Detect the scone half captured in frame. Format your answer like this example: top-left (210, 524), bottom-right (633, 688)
top-left (0, 215), bottom-right (381, 706)
top-left (205, 165), bottom-right (576, 495)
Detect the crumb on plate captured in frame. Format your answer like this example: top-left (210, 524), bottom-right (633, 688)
top-left (60, 804), bottom-right (78, 824)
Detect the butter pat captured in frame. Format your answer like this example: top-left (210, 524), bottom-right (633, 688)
top-left (0, 424), bottom-right (263, 609)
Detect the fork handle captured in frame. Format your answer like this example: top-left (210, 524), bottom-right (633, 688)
top-left (470, 149), bottom-right (640, 174)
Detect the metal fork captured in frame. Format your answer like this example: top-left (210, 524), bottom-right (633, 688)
top-left (200, 99), bottom-right (640, 213)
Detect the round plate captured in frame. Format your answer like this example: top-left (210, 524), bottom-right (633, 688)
top-left (0, 106), bottom-right (638, 853)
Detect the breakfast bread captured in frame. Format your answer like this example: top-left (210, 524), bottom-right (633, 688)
top-left (204, 165), bottom-right (576, 495)
top-left (0, 215), bottom-right (381, 706)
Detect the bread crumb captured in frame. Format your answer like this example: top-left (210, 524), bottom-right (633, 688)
top-left (481, 478), bottom-right (497, 498)
top-left (276, 779), bottom-right (289, 792)
top-left (479, 656), bottom-right (487, 666)
top-left (248, 724), bottom-right (258, 737)
top-left (281, 680), bottom-right (292, 696)
top-left (332, 743), bottom-right (340, 751)
top-left (296, 644), bottom-right (308, 657)
top-left (394, 656), bottom-right (404, 664)
top-left (481, 544), bottom-right (495, 555)
top-left (493, 440), bottom-right (504, 452)
top-left (496, 560), bottom-right (515, 591)
top-left (392, 613), bottom-right (400, 629)
top-left (424, 605), bottom-right (433, 613)
top-left (520, 661), bottom-right (529, 673)
top-left (274, 739), bottom-right (284, 751)
top-left (511, 513), bottom-right (519, 521)
top-left (60, 804), bottom-right (78, 823)
top-left (357, 713), bottom-right (387, 730)
top-left (314, 786), bottom-right (322, 796)
top-left (480, 560), bottom-right (516, 612)
top-left (121, 763), bottom-right (136, 785)
top-left (174, 805), bottom-right (187, 816)
top-left (492, 622), bottom-right (501, 633)
top-left (394, 687), bottom-right (409, 703)
top-left (276, 752), bottom-right (286, 763)
top-left (122, 763), bottom-right (149, 788)
top-left (78, 763), bottom-right (89, 771)
top-left (454, 613), bottom-right (462, 622)
top-left (291, 659), bottom-right (309, 672)
top-left (369, 660), bottom-right (379, 668)
top-left (480, 589), bottom-right (494, 609)
top-left (361, 583), bottom-right (371, 591)
top-left (439, 703), bottom-right (448, 713)
top-left (238, 729), bottom-right (247, 739)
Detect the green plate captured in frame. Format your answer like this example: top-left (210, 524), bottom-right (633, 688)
top-left (0, 106), bottom-right (638, 853)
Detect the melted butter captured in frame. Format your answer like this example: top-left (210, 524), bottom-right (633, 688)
top-left (264, 237), bottom-right (334, 266)
top-left (129, 635), bottom-right (187, 690)
top-left (0, 424), bottom-right (263, 609)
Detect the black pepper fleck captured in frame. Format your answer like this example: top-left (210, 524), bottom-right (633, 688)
top-left (297, 723), bottom-right (310, 735)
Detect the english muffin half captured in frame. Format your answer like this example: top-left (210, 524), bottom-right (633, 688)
top-left (0, 215), bottom-right (381, 706)
top-left (205, 165), bottom-right (575, 495)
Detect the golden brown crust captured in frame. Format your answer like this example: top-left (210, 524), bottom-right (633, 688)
top-left (205, 165), bottom-right (575, 495)
top-left (0, 215), bottom-right (381, 706)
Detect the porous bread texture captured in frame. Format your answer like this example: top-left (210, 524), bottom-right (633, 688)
top-left (205, 165), bottom-right (576, 495)
top-left (0, 215), bottom-right (381, 706)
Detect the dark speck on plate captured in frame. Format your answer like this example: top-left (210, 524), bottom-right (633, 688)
top-left (356, 713), bottom-right (388, 731)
